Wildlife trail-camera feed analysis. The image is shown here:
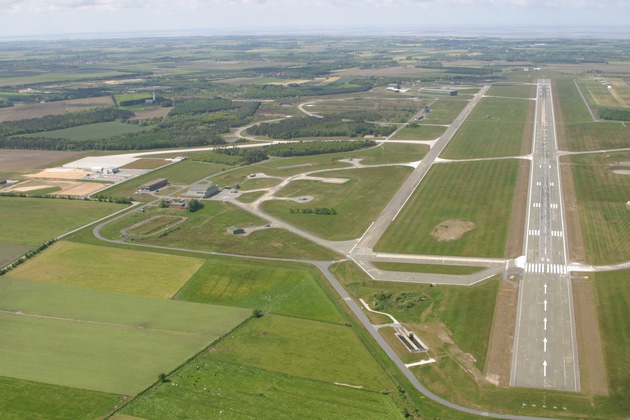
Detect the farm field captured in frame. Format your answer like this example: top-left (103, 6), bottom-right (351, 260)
top-left (577, 77), bottom-right (630, 110)
top-left (5, 241), bottom-right (205, 298)
top-left (0, 278), bottom-right (250, 395)
top-left (375, 160), bottom-right (520, 257)
top-left (177, 258), bottom-right (344, 323)
top-left (0, 196), bottom-right (125, 247)
top-left (0, 96), bottom-right (114, 122)
top-left (391, 124), bottom-right (446, 140)
top-left (20, 121), bottom-right (145, 141)
top-left (121, 359), bottom-right (403, 420)
top-left (565, 152), bottom-right (630, 264)
top-left (441, 97), bottom-right (533, 159)
top-left (0, 149), bottom-right (85, 173)
top-left (262, 166), bottom-right (413, 240)
top-left (100, 201), bottom-right (340, 260)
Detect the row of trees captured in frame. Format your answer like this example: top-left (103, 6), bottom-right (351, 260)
top-left (247, 116), bottom-right (395, 139)
top-left (599, 107), bottom-right (630, 121)
top-left (0, 238), bottom-right (57, 275)
top-left (266, 140), bottom-right (375, 157)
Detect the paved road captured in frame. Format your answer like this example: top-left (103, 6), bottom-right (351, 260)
top-left (510, 80), bottom-right (580, 392)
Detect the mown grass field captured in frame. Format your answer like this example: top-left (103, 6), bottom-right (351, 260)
top-left (5, 241), bottom-right (204, 298)
top-left (0, 196), bottom-right (125, 247)
top-left (567, 152), bottom-right (630, 264)
top-left (20, 121), bottom-right (145, 141)
top-left (0, 279), bottom-right (250, 395)
top-left (208, 314), bottom-right (394, 391)
top-left (177, 258), bottom-right (344, 323)
top-left (441, 97), bottom-right (533, 159)
top-left (577, 77), bottom-right (630, 110)
top-left (487, 84), bottom-right (536, 99)
top-left (262, 166), bottom-right (412, 240)
top-left (391, 124), bottom-right (447, 140)
top-left (555, 78), bottom-right (594, 125)
top-left (594, 270), bottom-right (630, 413)
top-left (375, 160), bottom-right (519, 257)
top-left (422, 98), bottom-right (469, 124)
top-left (561, 121), bottom-right (630, 151)
top-left (0, 376), bottom-right (119, 420)
top-left (121, 360), bottom-right (403, 420)
top-left (100, 201), bottom-right (340, 260)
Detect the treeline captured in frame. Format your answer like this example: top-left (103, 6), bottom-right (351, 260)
top-left (0, 238), bottom-right (57, 274)
top-left (241, 82), bottom-right (372, 99)
top-left (289, 207), bottom-right (337, 215)
top-left (0, 191), bottom-right (131, 203)
top-left (247, 116), bottom-right (395, 139)
top-left (599, 107), bottom-right (630, 121)
top-left (0, 107), bottom-right (132, 137)
top-left (191, 146), bottom-right (268, 166)
top-left (266, 140), bottom-right (376, 157)
top-left (168, 97), bottom-right (233, 116)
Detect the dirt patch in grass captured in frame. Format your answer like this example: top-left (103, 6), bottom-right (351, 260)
top-left (430, 220), bottom-right (475, 242)
top-left (485, 280), bottom-right (519, 386)
top-left (128, 107), bottom-right (171, 120)
top-left (573, 278), bottom-right (608, 396)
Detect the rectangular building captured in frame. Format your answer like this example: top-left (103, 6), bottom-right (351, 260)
top-left (139, 178), bottom-right (168, 191)
top-left (421, 88), bottom-right (458, 96)
top-left (183, 183), bottom-right (219, 198)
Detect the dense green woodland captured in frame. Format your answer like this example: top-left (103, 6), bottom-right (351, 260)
top-left (248, 116), bottom-right (395, 139)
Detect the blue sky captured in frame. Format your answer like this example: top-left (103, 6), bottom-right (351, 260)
top-left (0, 0), bottom-right (628, 39)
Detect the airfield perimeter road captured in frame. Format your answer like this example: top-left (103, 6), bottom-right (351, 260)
top-left (352, 85), bottom-right (490, 255)
top-left (510, 79), bottom-right (580, 392)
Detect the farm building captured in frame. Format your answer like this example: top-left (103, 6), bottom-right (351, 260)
top-left (227, 226), bottom-right (245, 235)
top-left (139, 178), bottom-right (168, 191)
top-left (183, 183), bottom-right (219, 198)
top-left (421, 88), bottom-right (458, 96)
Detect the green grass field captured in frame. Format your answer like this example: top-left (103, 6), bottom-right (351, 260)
top-left (0, 376), bottom-right (119, 420)
top-left (208, 314), bottom-right (394, 391)
top-left (423, 98), bottom-right (469, 124)
top-left (262, 166), bottom-right (412, 240)
top-left (121, 360), bottom-right (403, 420)
top-left (441, 97), bottom-right (533, 159)
top-left (99, 201), bottom-right (340, 260)
top-left (487, 84), bottom-right (536, 99)
top-left (555, 78), bottom-right (594, 125)
top-left (391, 124), bottom-right (447, 140)
top-left (375, 160), bottom-right (519, 257)
top-left (20, 121), bottom-right (145, 141)
top-left (177, 258), bottom-right (344, 323)
top-left (594, 270), bottom-right (630, 412)
top-left (567, 152), bottom-right (630, 264)
top-left (6, 241), bottom-right (204, 298)
top-left (561, 121), bottom-right (630, 151)
top-left (0, 196), bottom-right (125, 247)
top-left (0, 278), bottom-right (250, 395)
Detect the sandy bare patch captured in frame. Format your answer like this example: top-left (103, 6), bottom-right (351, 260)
top-left (11, 185), bottom-right (50, 192)
top-left (296, 175), bottom-right (350, 184)
top-left (51, 182), bottom-right (107, 196)
top-left (431, 220), bottom-right (476, 242)
top-left (612, 170), bottom-right (630, 175)
top-left (26, 168), bottom-right (90, 180)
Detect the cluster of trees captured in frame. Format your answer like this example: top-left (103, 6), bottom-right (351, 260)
top-left (370, 291), bottom-right (428, 313)
top-left (92, 194), bottom-right (133, 204)
top-left (187, 199), bottom-right (203, 213)
top-left (599, 107), bottom-right (630, 121)
top-left (0, 238), bottom-right (57, 275)
top-left (190, 146), bottom-right (268, 166)
top-left (248, 116), bottom-right (394, 139)
top-left (289, 207), bottom-right (337, 215)
top-left (242, 82), bottom-right (372, 99)
top-left (168, 97), bottom-right (233, 116)
top-left (266, 140), bottom-right (375, 157)
top-left (0, 107), bottom-right (133, 137)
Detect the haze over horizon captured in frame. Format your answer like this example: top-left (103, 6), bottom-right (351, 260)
top-left (0, 0), bottom-right (629, 40)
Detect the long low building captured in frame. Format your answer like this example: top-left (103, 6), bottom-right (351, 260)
top-left (183, 183), bottom-right (219, 198)
top-left (420, 88), bottom-right (458, 96)
top-left (139, 178), bottom-right (168, 191)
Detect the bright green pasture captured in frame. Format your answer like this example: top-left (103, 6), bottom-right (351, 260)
top-left (352, 142), bottom-right (428, 164)
top-left (594, 270), bottom-right (630, 412)
top-left (0, 279), bottom-right (249, 395)
top-left (239, 176), bottom-right (282, 190)
top-left (331, 261), bottom-right (498, 371)
top-left (372, 262), bottom-right (484, 275)
top-left (104, 160), bottom-right (229, 200)
top-left (6, 241), bottom-right (204, 298)
top-left (0, 376), bottom-right (119, 420)
top-left (101, 201), bottom-right (340, 260)
top-left (122, 360), bottom-right (403, 420)
top-left (20, 121), bottom-right (144, 141)
top-left (555, 78), bottom-right (594, 124)
top-left (177, 258), bottom-right (343, 323)
top-left (487, 84), bottom-right (536, 99)
top-left (0, 196), bottom-right (125, 246)
top-left (561, 121), bottom-right (630, 152)
top-left (567, 152), bottom-right (630, 264)
top-left (262, 166), bottom-right (412, 240)
top-left (375, 160), bottom-right (519, 257)
top-left (441, 97), bottom-right (533, 159)
top-left (392, 124), bottom-right (447, 140)
top-left (209, 314), bottom-right (393, 391)
top-left (423, 98), bottom-right (469, 124)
